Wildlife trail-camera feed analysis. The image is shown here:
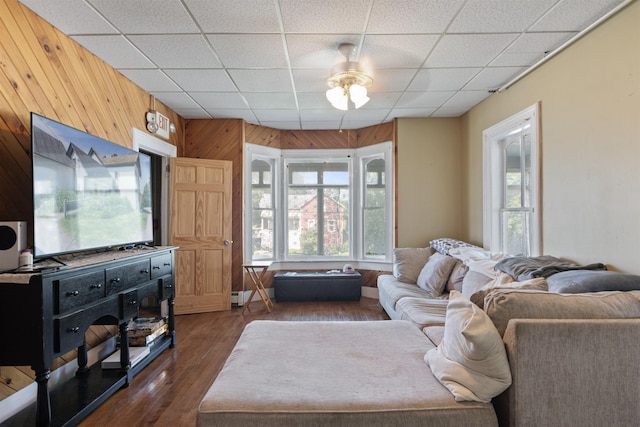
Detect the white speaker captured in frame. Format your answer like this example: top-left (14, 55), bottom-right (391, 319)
top-left (0, 221), bottom-right (27, 272)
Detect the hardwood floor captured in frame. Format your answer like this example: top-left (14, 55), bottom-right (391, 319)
top-left (79, 298), bottom-right (388, 426)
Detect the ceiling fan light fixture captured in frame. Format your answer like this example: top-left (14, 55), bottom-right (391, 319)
top-left (349, 84), bottom-right (369, 109)
top-left (326, 86), bottom-right (348, 110)
top-left (326, 43), bottom-right (373, 111)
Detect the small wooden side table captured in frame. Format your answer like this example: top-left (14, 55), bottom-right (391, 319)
top-left (242, 264), bottom-right (274, 314)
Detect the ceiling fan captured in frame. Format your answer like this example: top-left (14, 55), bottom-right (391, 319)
top-left (325, 43), bottom-right (373, 111)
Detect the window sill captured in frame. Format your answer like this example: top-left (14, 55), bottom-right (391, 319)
top-left (265, 260), bottom-right (392, 272)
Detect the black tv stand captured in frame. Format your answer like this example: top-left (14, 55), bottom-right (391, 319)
top-left (0, 246), bottom-right (177, 427)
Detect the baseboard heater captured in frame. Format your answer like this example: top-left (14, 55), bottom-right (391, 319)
top-left (231, 291), bottom-right (245, 306)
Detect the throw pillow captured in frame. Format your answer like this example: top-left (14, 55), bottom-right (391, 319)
top-left (446, 261), bottom-right (468, 293)
top-left (425, 291), bottom-right (512, 403)
top-left (470, 277), bottom-right (548, 309)
top-left (547, 270), bottom-right (640, 293)
top-left (416, 252), bottom-right (457, 296)
top-left (461, 270), bottom-right (493, 300)
top-left (393, 247), bottom-right (434, 284)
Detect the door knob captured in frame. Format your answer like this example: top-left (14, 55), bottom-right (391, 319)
top-left (223, 240), bottom-right (233, 246)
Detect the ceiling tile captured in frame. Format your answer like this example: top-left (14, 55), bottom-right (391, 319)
top-left (292, 69), bottom-right (332, 93)
top-left (243, 93), bottom-right (297, 109)
top-left (530, 0), bottom-right (625, 31)
top-left (71, 35), bottom-right (155, 69)
top-left (300, 121), bottom-right (340, 130)
top-left (425, 34), bottom-right (520, 68)
top-left (128, 35), bottom-right (222, 68)
top-left (407, 68), bottom-right (482, 92)
top-left (119, 69), bottom-right (182, 92)
top-left (390, 107), bottom-right (438, 118)
top-left (340, 119), bottom-right (386, 130)
top-left (262, 121), bottom-right (303, 130)
top-left (299, 109), bottom-right (347, 122)
top-left (341, 109), bottom-right (390, 122)
top-left (228, 70), bottom-right (293, 92)
top-left (362, 35), bottom-right (440, 69)
top-left (279, 0), bottom-right (371, 33)
top-left (437, 91), bottom-right (492, 114)
top-left (151, 92), bottom-right (201, 109)
top-left (88, 0), bottom-right (198, 33)
top-left (507, 32), bottom-right (578, 53)
top-left (297, 92), bottom-right (332, 110)
top-left (490, 52), bottom-right (544, 67)
top-left (164, 69), bottom-right (237, 92)
top-left (287, 35), bottom-right (362, 69)
top-left (359, 92), bottom-right (403, 109)
top-left (253, 109), bottom-right (300, 122)
top-left (463, 67), bottom-right (528, 90)
top-left (184, 0), bottom-right (280, 33)
top-left (169, 107), bottom-right (211, 118)
top-left (207, 109), bottom-right (257, 122)
top-left (490, 32), bottom-right (577, 66)
top-left (19, 0), bottom-right (117, 34)
top-left (369, 69), bottom-right (419, 92)
top-left (397, 91), bottom-right (455, 109)
top-left (189, 92), bottom-right (248, 109)
top-left (367, 0), bottom-right (465, 33)
top-left (448, 0), bottom-right (557, 33)
top-left (208, 34), bottom-right (287, 68)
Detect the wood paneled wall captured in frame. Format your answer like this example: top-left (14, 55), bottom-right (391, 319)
top-left (0, 0), bottom-right (183, 401)
top-left (185, 119), bottom-right (395, 291)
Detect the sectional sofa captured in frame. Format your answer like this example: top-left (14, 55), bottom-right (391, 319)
top-left (376, 238), bottom-right (640, 426)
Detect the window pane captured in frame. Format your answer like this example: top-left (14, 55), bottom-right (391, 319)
top-left (251, 159), bottom-right (273, 259)
top-left (287, 180), bottom-right (349, 257)
top-left (363, 158), bottom-right (386, 256)
top-left (501, 210), bottom-right (530, 256)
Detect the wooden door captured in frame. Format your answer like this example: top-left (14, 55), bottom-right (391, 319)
top-left (170, 157), bottom-right (232, 314)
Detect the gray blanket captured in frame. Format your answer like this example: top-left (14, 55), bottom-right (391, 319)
top-left (494, 255), bottom-right (607, 281)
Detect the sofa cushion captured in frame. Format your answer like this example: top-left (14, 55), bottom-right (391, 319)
top-left (396, 297), bottom-right (448, 329)
top-left (447, 261), bottom-right (468, 293)
top-left (547, 270), bottom-right (640, 293)
top-left (416, 252), bottom-right (457, 296)
top-left (378, 275), bottom-right (443, 313)
top-left (393, 247), bottom-right (434, 284)
top-left (483, 289), bottom-right (640, 336)
top-left (461, 270), bottom-right (493, 300)
top-left (470, 277), bottom-right (548, 309)
top-left (423, 325), bottom-right (445, 347)
top-left (425, 291), bottom-right (512, 403)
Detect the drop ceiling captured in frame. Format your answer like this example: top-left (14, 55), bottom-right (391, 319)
top-left (18, 0), bottom-right (628, 130)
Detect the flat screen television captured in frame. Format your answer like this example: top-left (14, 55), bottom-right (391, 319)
top-left (31, 113), bottom-right (153, 258)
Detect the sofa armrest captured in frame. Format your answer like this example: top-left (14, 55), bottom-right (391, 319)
top-left (495, 318), bottom-right (640, 427)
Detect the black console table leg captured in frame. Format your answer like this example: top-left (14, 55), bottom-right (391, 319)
top-left (76, 340), bottom-right (90, 376)
top-left (168, 296), bottom-right (176, 347)
top-left (119, 323), bottom-right (132, 385)
top-left (35, 369), bottom-right (51, 427)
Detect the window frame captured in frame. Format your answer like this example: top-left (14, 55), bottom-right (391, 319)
top-left (482, 103), bottom-right (541, 256)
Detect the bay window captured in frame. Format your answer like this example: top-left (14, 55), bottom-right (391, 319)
top-left (244, 142), bottom-right (392, 265)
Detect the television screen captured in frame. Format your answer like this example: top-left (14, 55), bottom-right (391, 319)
top-left (31, 113), bottom-right (153, 257)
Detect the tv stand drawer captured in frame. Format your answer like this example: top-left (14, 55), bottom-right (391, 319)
top-left (55, 270), bottom-right (106, 314)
